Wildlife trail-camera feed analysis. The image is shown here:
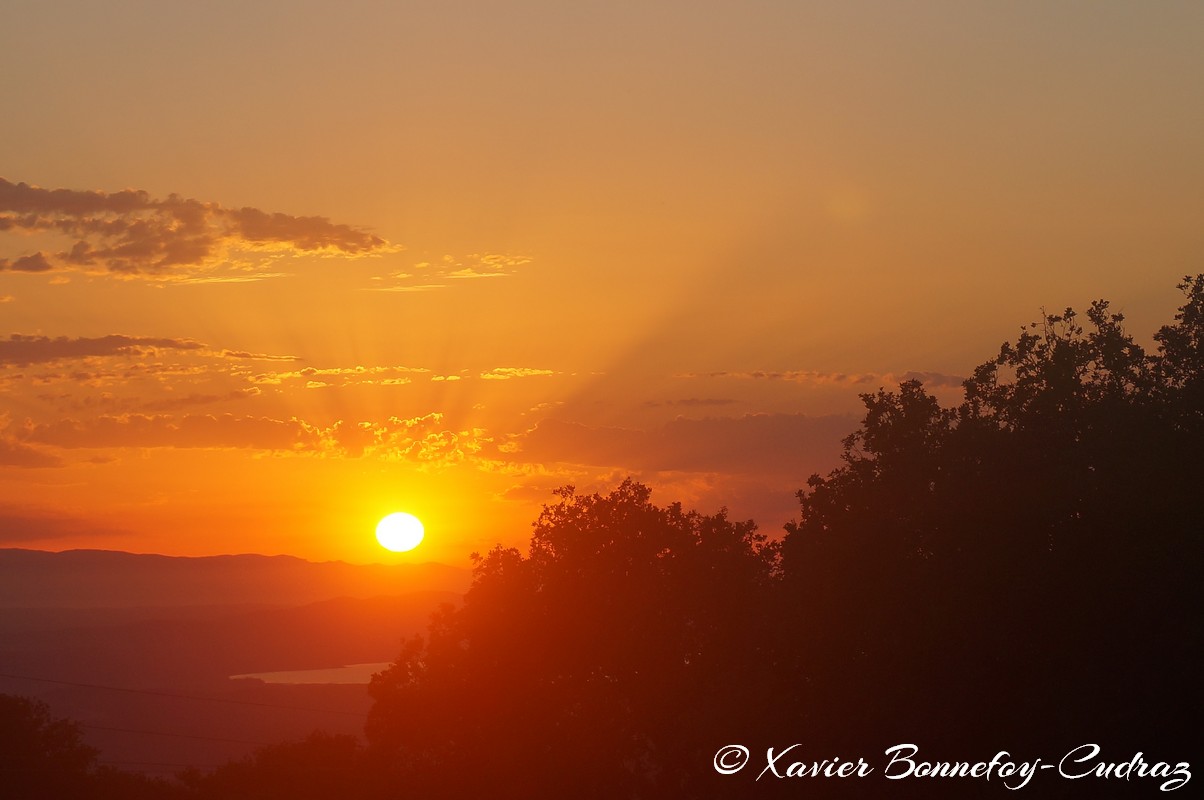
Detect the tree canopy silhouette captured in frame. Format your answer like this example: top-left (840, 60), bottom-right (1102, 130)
top-left (0, 693), bottom-right (99, 799)
top-left (0, 693), bottom-right (182, 800)
top-left (780, 276), bottom-right (1203, 755)
top-left (364, 276), bottom-right (1201, 798)
top-left (180, 731), bottom-right (377, 800)
top-left (366, 479), bottom-right (779, 798)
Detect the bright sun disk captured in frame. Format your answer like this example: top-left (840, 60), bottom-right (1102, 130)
top-left (376, 512), bottom-right (425, 552)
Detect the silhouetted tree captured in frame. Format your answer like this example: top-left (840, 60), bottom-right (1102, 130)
top-left (0, 693), bottom-right (98, 799)
top-left (366, 479), bottom-right (779, 798)
top-left (363, 276), bottom-right (1201, 798)
top-left (780, 275), bottom-right (1203, 756)
top-left (0, 693), bottom-right (184, 800)
top-left (181, 731), bottom-right (379, 800)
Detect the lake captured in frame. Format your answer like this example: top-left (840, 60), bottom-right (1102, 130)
top-left (229, 662), bottom-right (392, 685)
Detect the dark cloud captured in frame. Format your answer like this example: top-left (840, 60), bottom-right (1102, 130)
top-left (31, 388), bottom-right (258, 414)
top-left (0, 504), bottom-right (126, 543)
top-left (138, 388), bottom-right (261, 411)
top-left (500, 482), bottom-right (569, 504)
top-left (0, 334), bottom-right (204, 366)
top-left (686, 369), bottom-right (966, 390)
top-left (496, 415), bottom-right (861, 532)
top-left (0, 177), bottom-right (391, 277)
top-left (0, 252), bottom-right (54, 272)
top-left (896, 371), bottom-right (966, 388)
top-left (0, 438), bottom-right (62, 468)
top-left (508, 413), bottom-right (854, 478)
top-left (225, 206), bottom-right (378, 252)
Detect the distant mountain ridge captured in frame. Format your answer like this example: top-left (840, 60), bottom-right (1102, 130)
top-left (0, 548), bottom-right (470, 769)
top-left (0, 548), bottom-right (472, 609)
top-left (2, 591), bottom-right (463, 684)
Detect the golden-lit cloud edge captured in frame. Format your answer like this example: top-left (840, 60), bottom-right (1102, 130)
top-left (367, 253), bottom-right (532, 292)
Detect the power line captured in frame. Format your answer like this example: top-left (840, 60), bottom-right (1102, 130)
top-left (0, 673), bottom-right (368, 717)
top-left (81, 723), bottom-right (270, 746)
top-left (98, 760), bottom-right (223, 771)
top-left (0, 761), bottom-right (219, 773)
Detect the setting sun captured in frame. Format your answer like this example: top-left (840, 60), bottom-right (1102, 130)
top-left (375, 512), bottom-right (425, 553)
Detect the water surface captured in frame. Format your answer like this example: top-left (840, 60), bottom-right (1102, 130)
top-left (230, 662), bottom-right (391, 684)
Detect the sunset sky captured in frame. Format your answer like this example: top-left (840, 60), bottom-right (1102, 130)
top-left (2, 1), bottom-right (1201, 565)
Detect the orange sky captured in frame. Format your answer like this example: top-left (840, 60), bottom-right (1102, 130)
top-left (2, 2), bottom-right (1202, 564)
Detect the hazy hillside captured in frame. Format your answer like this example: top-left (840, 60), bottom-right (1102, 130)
top-left (1, 592), bottom-right (462, 684)
top-left (0, 549), bottom-right (470, 772)
top-left (0, 548), bottom-right (471, 609)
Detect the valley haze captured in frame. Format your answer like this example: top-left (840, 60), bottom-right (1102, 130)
top-left (0, 548), bottom-right (468, 771)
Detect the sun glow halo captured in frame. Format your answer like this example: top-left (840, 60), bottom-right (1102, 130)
top-left (375, 512), bottom-right (425, 552)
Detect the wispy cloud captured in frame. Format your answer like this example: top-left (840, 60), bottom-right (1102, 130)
top-left (138, 388), bottom-right (262, 412)
top-left (0, 177), bottom-right (394, 279)
top-left (479, 367), bottom-right (556, 381)
top-left (16, 410), bottom-right (492, 471)
top-left (504, 413), bottom-right (853, 476)
top-left (248, 364), bottom-right (429, 387)
top-left (172, 272), bottom-right (291, 285)
top-left (369, 283), bottom-right (448, 293)
top-left (680, 369), bottom-right (965, 389)
top-left (368, 252), bottom-right (531, 292)
top-left (0, 333), bottom-right (304, 369)
top-left (0, 504), bottom-right (128, 542)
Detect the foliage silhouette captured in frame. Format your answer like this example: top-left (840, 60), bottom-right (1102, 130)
top-left (180, 731), bottom-right (382, 800)
top-left (366, 276), bottom-right (1201, 798)
top-left (366, 479), bottom-right (779, 798)
top-left (0, 693), bottom-right (184, 800)
top-left (0, 693), bottom-right (98, 799)
top-left (780, 276), bottom-right (1203, 760)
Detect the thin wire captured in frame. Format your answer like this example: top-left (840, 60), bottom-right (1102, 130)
top-left (0, 672), bottom-right (369, 717)
top-left (80, 723), bottom-right (270, 746)
top-left (98, 760), bottom-right (223, 770)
